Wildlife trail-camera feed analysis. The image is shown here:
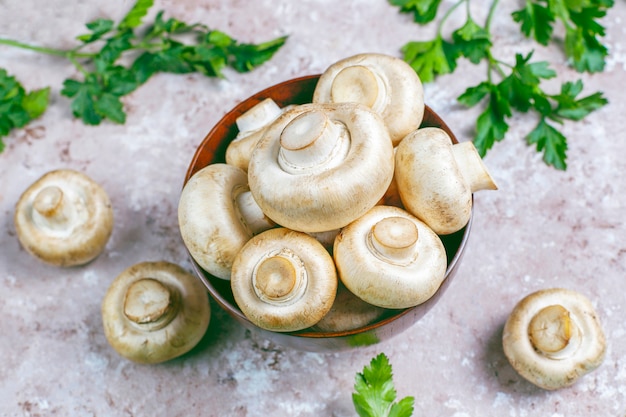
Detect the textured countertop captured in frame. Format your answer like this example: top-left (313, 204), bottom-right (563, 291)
top-left (1, 1), bottom-right (625, 416)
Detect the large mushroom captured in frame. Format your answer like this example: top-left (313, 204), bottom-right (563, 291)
top-left (502, 288), bottom-right (606, 390)
top-left (14, 169), bottom-right (114, 266)
top-left (247, 102), bottom-right (394, 233)
top-left (225, 98), bottom-right (284, 172)
top-left (312, 52), bottom-right (424, 146)
top-left (178, 163), bottom-right (275, 280)
top-left (333, 205), bottom-right (447, 309)
top-left (230, 227), bottom-right (338, 332)
top-left (394, 127), bottom-right (497, 235)
top-left (101, 261), bottom-right (211, 364)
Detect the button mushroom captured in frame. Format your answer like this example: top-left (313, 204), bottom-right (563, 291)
top-left (13, 169), bottom-right (114, 266)
top-left (178, 163), bottom-right (275, 280)
top-left (225, 98), bottom-right (284, 172)
top-left (312, 52), bottom-right (424, 146)
top-left (502, 288), bottom-right (607, 390)
top-left (247, 102), bottom-right (395, 233)
top-left (230, 227), bottom-right (338, 332)
top-left (394, 127), bottom-right (497, 235)
top-left (101, 261), bottom-right (211, 364)
top-left (333, 205), bottom-right (447, 309)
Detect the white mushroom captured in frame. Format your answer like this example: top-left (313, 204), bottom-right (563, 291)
top-left (313, 52), bottom-right (424, 146)
top-left (313, 283), bottom-right (386, 333)
top-left (230, 228), bottom-right (338, 332)
top-left (101, 261), bottom-right (211, 364)
top-left (502, 288), bottom-right (606, 390)
top-left (178, 163), bottom-right (275, 280)
top-left (394, 127), bottom-right (497, 235)
top-left (14, 169), bottom-right (114, 266)
top-left (333, 205), bottom-right (447, 309)
top-left (225, 98), bottom-right (284, 172)
top-left (248, 102), bottom-right (395, 233)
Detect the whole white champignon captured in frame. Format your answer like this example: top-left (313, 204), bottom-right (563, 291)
top-left (333, 205), bottom-right (447, 309)
top-left (178, 163), bottom-right (275, 280)
top-left (14, 169), bottom-right (114, 267)
top-left (230, 228), bottom-right (338, 332)
top-left (395, 127), bottom-right (497, 235)
top-left (502, 288), bottom-right (606, 390)
top-left (101, 261), bottom-right (211, 364)
top-left (225, 98), bottom-right (284, 172)
top-left (312, 52), bottom-right (424, 146)
top-left (247, 102), bottom-right (395, 233)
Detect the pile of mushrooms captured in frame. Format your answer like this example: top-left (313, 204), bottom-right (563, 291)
top-left (178, 52), bottom-right (498, 333)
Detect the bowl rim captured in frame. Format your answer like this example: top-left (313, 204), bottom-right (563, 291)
top-left (183, 74), bottom-right (473, 340)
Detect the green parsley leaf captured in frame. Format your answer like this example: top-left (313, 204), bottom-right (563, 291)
top-left (401, 37), bottom-right (456, 83)
top-left (511, 1), bottom-right (555, 45)
top-left (0, 68), bottom-right (50, 152)
top-left (389, 0), bottom-right (443, 24)
top-left (526, 118), bottom-right (568, 170)
top-left (551, 80), bottom-right (608, 121)
top-left (76, 19), bottom-right (115, 43)
top-left (473, 90), bottom-right (510, 156)
top-left (452, 18), bottom-right (491, 64)
top-left (118, 0), bottom-right (154, 30)
top-left (352, 353), bottom-right (415, 417)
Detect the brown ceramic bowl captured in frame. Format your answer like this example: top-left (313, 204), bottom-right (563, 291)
top-left (183, 75), bottom-right (472, 352)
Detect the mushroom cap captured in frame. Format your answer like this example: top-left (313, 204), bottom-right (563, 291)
top-left (230, 227), bottom-right (338, 332)
top-left (312, 52), bottom-right (424, 146)
top-left (248, 102), bottom-right (394, 233)
top-left (14, 169), bottom-right (113, 266)
top-left (333, 205), bottom-right (447, 309)
top-left (313, 283), bottom-right (386, 333)
top-left (178, 163), bottom-right (272, 280)
top-left (226, 98), bottom-right (284, 172)
top-left (395, 127), bottom-right (472, 235)
top-left (502, 288), bottom-right (606, 390)
top-left (102, 261), bottom-right (210, 364)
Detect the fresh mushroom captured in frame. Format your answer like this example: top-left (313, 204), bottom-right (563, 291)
top-left (333, 205), bottom-right (447, 309)
top-left (102, 261), bottom-right (211, 364)
top-left (394, 127), bottom-right (497, 235)
top-left (313, 283), bottom-right (386, 333)
top-left (248, 102), bottom-right (394, 233)
top-left (178, 163), bottom-right (275, 280)
top-left (230, 227), bottom-right (338, 332)
top-left (502, 288), bottom-right (606, 390)
top-left (226, 98), bottom-right (284, 172)
top-left (312, 52), bottom-right (424, 146)
top-left (14, 169), bottom-right (114, 266)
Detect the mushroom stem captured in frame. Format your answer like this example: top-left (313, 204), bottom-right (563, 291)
top-left (236, 98), bottom-right (282, 135)
top-left (234, 190), bottom-right (275, 235)
top-left (367, 216), bottom-right (419, 266)
top-left (252, 248), bottom-right (308, 305)
top-left (31, 185), bottom-right (78, 232)
top-left (529, 304), bottom-right (582, 359)
top-left (278, 110), bottom-right (350, 174)
top-left (123, 278), bottom-right (180, 331)
top-left (450, 141), bottom-right (498, 192)
top-left (330, 65), bottom-right (388, 112)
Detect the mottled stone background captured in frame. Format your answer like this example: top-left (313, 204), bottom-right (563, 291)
top-left (1, 1), bottom-right (625, 416)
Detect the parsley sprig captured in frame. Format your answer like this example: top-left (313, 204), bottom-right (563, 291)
top-left (391, 0), bottom-right (612, 170)
top-left (0, 69), bottom-right (49, 152)
top-left (0, 0), bottom-right (286, 129)
top-left (353, 353), bottom-right (415, 417)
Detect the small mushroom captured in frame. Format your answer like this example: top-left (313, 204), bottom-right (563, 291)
top-left (502, 288), bottom-right (606, 390)
top-left (394, 127), bottom-right (497, 235)
top-left (225, 98), bottom-right (284, 172)
top-left (313, 283), bottom-right (386, 333)
top-left (248, 102), bottom-right (394, 233)
top-left (230, 228), bottom-right (338, 332)
top-left (333, 205), bottom-right (447, 309)
top-left (178, 163), bottom-right (275, 280)
top-left (313, 52), bottom-right (424, 146)
top-left (102, 261), bottom-right (211, 364)
top-left (14, 169), bottom-right (114, 266)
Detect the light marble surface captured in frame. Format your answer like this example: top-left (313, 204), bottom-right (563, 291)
top-left (1, 1), bottom-right (625, 416)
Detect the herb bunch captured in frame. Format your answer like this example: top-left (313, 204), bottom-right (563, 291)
top-left (390, 0), bottom-right (613, 170)
top-left (0, 0), bottom-right (286, 150)
top-left (353, 353), bottom-right (415, 417)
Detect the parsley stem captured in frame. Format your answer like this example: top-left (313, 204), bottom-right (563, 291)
top-left (485, 0), bottom-right (500, 31)
top-left (437, 0), bottom-right (466, 36)
top-left (0, 38), bottom-right (94, 59)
